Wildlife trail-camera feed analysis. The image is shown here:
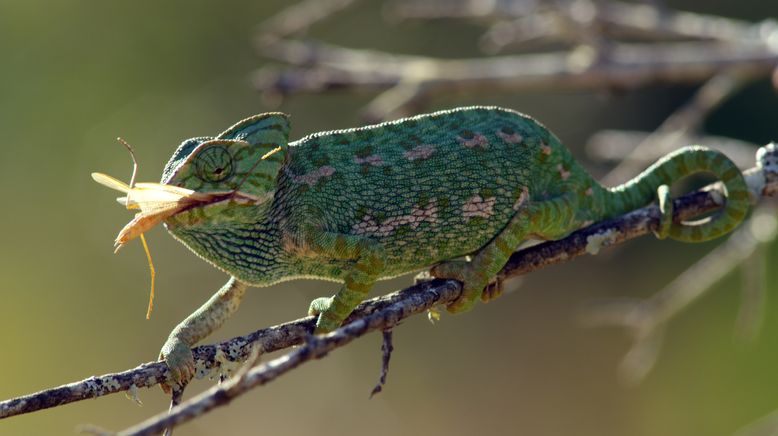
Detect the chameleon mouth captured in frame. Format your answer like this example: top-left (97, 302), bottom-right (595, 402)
top-left (91, 172), bottom-right (263, 252)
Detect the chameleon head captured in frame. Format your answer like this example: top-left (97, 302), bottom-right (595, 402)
top-left (92, 112), bottom-right (291, 250)
top-left (159, 113), bottom-right (291, 231)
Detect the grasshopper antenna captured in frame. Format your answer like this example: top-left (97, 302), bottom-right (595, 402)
top-left (117, 137), bottom-right (139, 189)
top-left (115, 136), bottom-right (156, 319)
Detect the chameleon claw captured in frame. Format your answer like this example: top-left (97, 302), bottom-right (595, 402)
top-left (481, 278), bottom-right (503, 303)
top-left (159, 337), bottom-right (196, 393)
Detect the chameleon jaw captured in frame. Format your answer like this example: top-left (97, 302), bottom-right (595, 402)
top-left (113, 190), bottom-right (269, 252)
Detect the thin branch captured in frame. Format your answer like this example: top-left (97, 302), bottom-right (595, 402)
top-left (370, 329), bottom-right (394, 397)
top-left (3, 143), bottom-right (775, 424)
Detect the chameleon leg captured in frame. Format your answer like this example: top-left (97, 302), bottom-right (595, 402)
top-left (303, 230), bottom-right (387, 334)
top-left (159, 276), bottom-right (247, 392)
top-left (432, 195), bottom-right (576, 313)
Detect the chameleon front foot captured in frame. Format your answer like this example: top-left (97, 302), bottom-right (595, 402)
top-left (159, 337), bottom-right (196, 393)
top-left (308, 296), bottom-right (342, 333)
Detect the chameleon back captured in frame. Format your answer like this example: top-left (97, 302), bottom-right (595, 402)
top-left (277, 106), bottom-right (580, 279)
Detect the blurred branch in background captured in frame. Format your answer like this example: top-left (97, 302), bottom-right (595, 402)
top-left (253, 0), bottom-right (778, 122)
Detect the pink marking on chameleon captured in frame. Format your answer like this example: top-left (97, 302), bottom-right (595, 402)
top-left (354, 154), bottom-right (385, 166)
top-left (293, 165), bottom-right (335, 186)
top-left (463, 195), bottom-right (496, 219)
top-left (585, 187), bottom-right (594, 196)
top-left (513, 186), bottom-right (530, 211)
top-left (541, 144), bottom-right (552, 156)
top-left (352, 202), bottom-right (439, 237)
top-left (557, 164), bottom-right (571, 181)
top-left (457, 133), bottom-right (488, 148)
top-left (496, 130), bottom-right (523, 144)
top-left (403, 144), bottom-right (435, 161)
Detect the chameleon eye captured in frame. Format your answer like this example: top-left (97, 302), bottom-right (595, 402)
top-left (195, 146), bottom-right (234, 183)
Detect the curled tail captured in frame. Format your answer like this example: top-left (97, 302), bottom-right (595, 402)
top-left (605, 145), bottom-right (750, 242)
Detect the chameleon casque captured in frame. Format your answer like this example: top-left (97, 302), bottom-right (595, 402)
top-left (94, 106), bottom-right (749, 388)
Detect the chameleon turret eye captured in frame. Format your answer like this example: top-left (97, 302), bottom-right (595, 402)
top-left (196, 146), bottom-right (234, 183)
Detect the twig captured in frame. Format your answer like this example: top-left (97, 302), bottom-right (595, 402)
top-left (370, 329), bottom-right (394, 397)
top-left (4, 143), bottom-right (776, 421)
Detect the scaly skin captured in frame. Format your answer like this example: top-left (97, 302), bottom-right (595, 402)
top-left (144, 106), bottom-right (749, 388)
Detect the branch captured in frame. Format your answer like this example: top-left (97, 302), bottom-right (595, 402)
top-left (2, 143), bottom-right (776, 427)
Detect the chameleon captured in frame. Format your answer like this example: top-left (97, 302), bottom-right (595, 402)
top-left (93, 106), bottom-right (749, 389)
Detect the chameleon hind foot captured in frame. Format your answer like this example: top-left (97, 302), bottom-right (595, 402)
top-left (416, 268), bottom-right (502, 305)
top-left (159, 337), bottom-right (196, 393)
top-left (430, 260), bottom-right (491, 313)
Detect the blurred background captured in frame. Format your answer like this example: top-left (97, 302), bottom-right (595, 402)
top-left (1, 1), bottom-right (778, 435)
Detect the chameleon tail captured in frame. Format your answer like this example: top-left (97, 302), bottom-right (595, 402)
top-left (603, 145), bottom-right (749, 242)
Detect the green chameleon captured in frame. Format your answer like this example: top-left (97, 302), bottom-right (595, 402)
top-left (95, 106), bottom-right (749, 388)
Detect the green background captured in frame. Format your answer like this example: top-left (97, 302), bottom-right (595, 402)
top-left (1, 1), bottom-right (777, 435)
